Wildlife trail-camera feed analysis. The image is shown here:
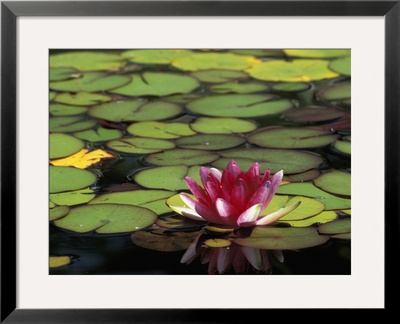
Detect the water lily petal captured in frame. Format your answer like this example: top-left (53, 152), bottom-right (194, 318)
top-left (221, 169), bottom-right (235, 200)
top-left (199, 166), bottom-right (211, 189)
top-left (204, 173), bottom-right (221, 204)
top-left (227, 159), bottom-right (241, 179)
top-left (210, 168), bottom-right (222, 182)
top-left (231, 178), bottom-right (250, 212)
top-left (264, 170), bottom-right (283, 207)
top-left (255, 201), bottom-right (300, 226)
top-left (247, 181), bottom-right (270, 210)
top-left (185, 176), bottom-right (211, 207)
top-left (232, 247), bottom-right (249, 274)
top-left (215, 198), bottom-right (239, 226)
top-left (241, 246), bottom-right (262, 270)
top-left (261, 169), bottom-right (271, 184)
top-left (180, 193), bottom-right (219, 223)
top-left (246, 162), bottom-right (261, 194)
top-left (237, 203), bottom-right (263, 227)
top-left (180, 233), bottom-right (203, 264)
top-left (216, 248), bottom-right (233, 274)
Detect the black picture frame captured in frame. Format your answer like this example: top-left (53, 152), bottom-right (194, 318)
top-left (1, 0), bottom-right (398, 322)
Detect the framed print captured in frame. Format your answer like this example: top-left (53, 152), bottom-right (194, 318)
top-left (1, 0), bottom-right (398, 322)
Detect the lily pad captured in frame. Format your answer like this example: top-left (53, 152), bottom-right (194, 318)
top-left (73, 127), bottom-right (123, 142)
top-left (204, 238), bottom-right (232, 248)
top-left (189, 117), bottom-right (258, 134)
top-left (277, 196), bottom-right (326, 221)
top-left (50, 103), bottom-right (88, 116)
top-left (316, 81), bottom-right (351, 101)
top-left (282, 107), bottom-right (345, 123)
top-left (54, 92), bottom-right (111, 106)
top-left (49, 72), bottom-right (131, 92)
top-left (233, 226), bottom-right (330, 250)
top-left (89, 189), bottom-right (176, 215)
top-left (190, 69), bottom-right (249, 83)
top-left (171, 52), bottom-right (261, 71)
top-left (174, 134), bottom-right (246, 150)
top-left (211, 148), bottom-right (324, 174)
top-left (156, 215), bottom-right (205, 230)
top-left (318, 218), bottom-right (351, 235)
top-left (277, 210), bottom-right (338, 227)
top-left (231, 49), bottom-right (285, 57)
top-left (49, 166), bottom-right (98, 194)
top-left (246, 59), bottom-right (339, 82)
top-left (121, 49), bottom-right (191, 64)
top-left (283, 169), bottom-right (320, 182)
top-left (49, 116), bottom-right (97, 133)
top-left (247, 126), bottom-right (339, 149)
top-left (110, 72), bottom-right (200, 97)
top-left (208, 82), bottom-right (269, 94)
top-left (49, 92), bottom-right (56, 101)
top-left (49, 205), bottom-right (70, 221)
top-left (49, 133), bottom-right (85, 159)
top-left (313, 170), bottom-right (351, 197)
top-left (106, 137), bottom-right (175, 154)
top-left (127, 121), bottom-right (196, 139)
top-left (333, 137), bottom-right (351, 155)
top-left (50, 188), bottom-right (96, 207)
top-left (271, 82), bottom-right (310, 92)
top-left (49, 256), bottom-right (71, 268)
top-left (329, 55), bottom-right (351, 76)
top-left (163, 93), bottom-right (203, 104)
top-left (133, 165), bottom-right (201, 191)
top-left (88, 100), bottom-right (183, 122)
top-left (277, 182), bottom-right (351, 210)
top-left (49, 67), bottom-right (81, 81)
top-left (50, 51), bottom-right (126, 71)
top-left (186, 94), bottom-right (295, 118)
top-left (283, 49), bottom-right (350, 58)
top-left (53, 203), bottom-right (157, 234)
top-left (145, 149), bottom-right (220, 166)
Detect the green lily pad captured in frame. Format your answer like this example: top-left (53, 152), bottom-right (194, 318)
top-left (49, 205), bottom-right (70, 221)
top-left (53, 203), bottom-right (157, 234)
top-left (49, 92), bottom-right (56, 101)
top-left (49, 188), bottom-right (96, 207)
top-left (313, 170), bottom-right (351, 197)
top-left (189, 117), bottom-right (258, 134)
top-left (282, 107), bottom-right (345, 123)
top-left (283, 49), bottom-right (350, 58)
top-left (316, 81), bottom-right (351, 101)
top-left (163, 93), bottom-right (203, 104)
top-left (248, 126), bottom-right (339, 149)
top-left (54, 92), bottom-right (111, 106)
top-left (329, 55), bottom-right (351, 76)
top-left (208, 82), bottom-right (269, 94)
top-left (318, 218), bottom-right (351, 235)
top-left (277, 182), bottom-right (351, 210)
top-left (283, 169), bottom-right (320, 182)
top-left (49, 166), bottom-right (98, 194)
top-left (49, 67), bottom-right (81, 81)
top-left (110, 72), bottom-right (200, 97)
top-left (121, 49), bottom-right (191, 64)
top-left (186, 94), bottom-right (295, 118)
top-left (230, 49), bottom-right (285, 57)
top-left (88, 100), bottom-right (183, 122)
top-left (233, 226), bottom-right (330, 250)
top-left (127, 121), bottom-right (196, 139)
top-left (145, 149), bottom-right (220, 166)
top-left (260, 195), bottom-right (290, 216)
top-left (333, 137), bottom-right (351, 155)
top-left (211, 148), bottom-right (323, 174)
top-left (73, 127), bottom-right (123, 142)
top-left (49, 116), bottom-right (97, 133)
top-left (171, 52), bottom-right (261, 71)
top-left (271, 82), bottom-right (310, 92)
top-left (156, 215), bottom-right (205, 230)
top-left (49, 133), bottom-right (85, 159)
top-left (50, 51), bottom-right (126, 71)
top-left (277, 210), bottom-right (338, 227)
top-left (246, 59), bottom-right (339, 82)
top-left (175, 134), bottom-right (246, 150)
top-left (204, 238), bottom-right (232, 248)
top-left (89, 189), bottom-right (176, 215)
top-left (278, 196), bottom-right (326, 221)
top-left (190, 69), bottom-right (249, 83)
top-left (106, 137), bottom-right (175, 154)
top-left (49, 256), bottom-right (72, 268)
top-left (50, 103), bottom-right (88, 116)
top-left (133, 165), bottom-right (201, 191)
top-left (49, 72), bottom-right (131, 92)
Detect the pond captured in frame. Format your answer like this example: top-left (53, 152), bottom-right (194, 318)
top-left (49, 49), bottom-right (351, 275)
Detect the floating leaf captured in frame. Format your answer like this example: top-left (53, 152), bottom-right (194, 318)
top-left (89, 189), bottom-right (176, 215)
top-left (211, 148), bottom-right (323, 174)
top-left (175, 134), bottom-right (246, 151)
top-left (313, 170), bottom-right (351, 197)
top-left (133, 165), bottom-right (201, 191)
top-left (282, 107), bottom-right (345, 123)
top-left (49, 67), bottom-right (81, 81)
top-left (50, 72), bottom-right (131, 92)
top-left (186, 94), bottom-right (294, 118)
top-left (248, 126), bottom-right (339, 149)
top-left (189, 117), bottom-right (257, 134)
top-left (50, 188), bottom-right (96, 207)
top-left (190, 69), bottom-right (249, 83)
top-left (121, 49), bottom-right (191, 64)
top-left (49, 133), bottom-right (85, 159)
top-left (230, 49), bottom-right (285, 57)
top-left (283, 49), bottom-right (350, 58)
top-left (49, 166), bottom-right (98, 194)
top-left (259, 195), bottom-right (290, 216)
top-left (50, 116), bottom-right (97, 133)
top-left (283, 169), bottom-right (320, 182)
top-left (50, 103), bottom-right (88, 116)
top-left (271, 82), bottom-right (310, 92)
top-left (204, 238), bottom-right (232, 248)
top-left (247, 59), bottom-right (339, 82)
top-left (278, 196), bottom-right (326, 221)
top-left (145, 149), bottom-right (220, 166)
top-left (110, 72), bottom-right (199, 97)
top-left (277, 182), bottom-right (351, 210)
top-left (163, 93), bottom-right (202, 104)
top-left (208, 82), bottom-right (269, 94)
top-left (88, 100), bottom-right (183, 122)
top-left (127, 121), bottom-right (196, 139)
top-left (49, 205), bottom-right (70, 221)
top-left (50, 149), bottom-right (115, 169)
top-left (54, 92), bottom-right (111, 106)
top-left (73, 127), bottom-right (123, 142)
top-left (234, 226), bottom-right (329, 250)
top-left (49, 92), bottom-right (56, 101)
top-left (106, 137), bottom-right (175, 154)
top-left (49, 256), bottom-right (71, 268)
top-left (316, 81), bottom-right (351, 101)
top-left (156, 215), bottom-right (205, 230)
top-left (318, 218), bottom-right (351, 235)
top-left (333, 137), bottom-right (351, 155)
top-left (277, 210), bottom-right (338, 227)
top-left (171, 52), bottom-right (261, 71)
top-left (50, 51), bottom-right (126, 71)
top-left (329, 55), bottom-right (351, 76)
top-left (54, 203), bottom-right (157, 234)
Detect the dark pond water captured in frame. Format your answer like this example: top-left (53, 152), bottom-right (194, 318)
top-left (49, 49), bottom-right (351, 275)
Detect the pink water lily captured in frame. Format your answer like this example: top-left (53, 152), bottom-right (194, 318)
top-left (178, 160), bottom-right (298, 228)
